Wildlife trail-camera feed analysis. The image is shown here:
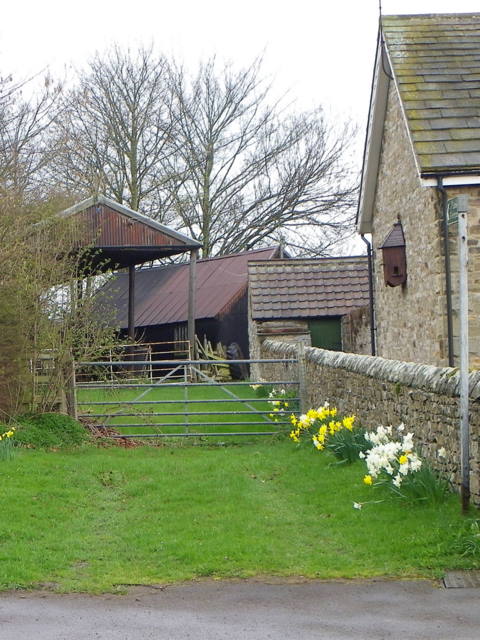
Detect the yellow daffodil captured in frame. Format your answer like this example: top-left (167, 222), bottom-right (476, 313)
top-left (342, 415), bottom-right (355, 431)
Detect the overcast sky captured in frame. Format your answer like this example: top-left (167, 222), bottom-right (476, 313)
top-left (2, 0), bottom-right (479, 131)
top-left (1, 0), bottom-right (478, 253)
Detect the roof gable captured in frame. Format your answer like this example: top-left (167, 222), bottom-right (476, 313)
top-left (56, 195), bottom-right (201, 268)
top-left (59, 195), bottom-right (201, 248)
top-left (358, 12), bottom-right (480, 234)
top-left (383, 13), bottom-right (480, 176)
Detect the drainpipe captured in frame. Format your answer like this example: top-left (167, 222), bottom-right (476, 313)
top-left (436, 177), bottom-right (455, 367)
top-left (361, 234), bottom-right (376, 356)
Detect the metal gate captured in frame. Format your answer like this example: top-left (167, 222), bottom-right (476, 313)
top-left (73, 357), bottom-right (301, 439)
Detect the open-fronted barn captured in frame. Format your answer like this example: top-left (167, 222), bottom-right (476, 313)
top-left (98, 247), bottom-right (281, 358)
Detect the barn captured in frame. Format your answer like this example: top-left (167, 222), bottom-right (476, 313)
top-left (98, 246), bottom-right (281, 359)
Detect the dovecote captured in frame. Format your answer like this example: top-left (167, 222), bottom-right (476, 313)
top-left (379, 222), bottom-right (407, 287)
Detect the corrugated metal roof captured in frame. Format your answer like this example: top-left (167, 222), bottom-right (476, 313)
top-left (382, 13), bottom-right (480, 174)
top-left (249, 257), bottom-right (369, 320)
top-left (59, 195), bottom-right (202, 248)
top-left (99, 247), bottom-right (279, 328)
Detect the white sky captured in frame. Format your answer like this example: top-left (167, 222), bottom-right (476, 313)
top-left (1, 0), bottom-right (479, 254)
top-left (2, 0), bottom-right (479, 131)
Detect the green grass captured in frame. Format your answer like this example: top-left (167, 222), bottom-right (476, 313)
top-left (0, 440), bottom-right (476, 593)
top-left (77, 383), bottom-right (291, 437)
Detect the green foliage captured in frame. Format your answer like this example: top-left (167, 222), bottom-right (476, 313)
top-left (453, 519), bottom-right (480, 558)
top-left (388, 464), bottom-right (453, 505)
top-left (13, 413), bottom-right (90, 449)
top-left (0, 426), bottom-right (16, 461)
top-left (251, 383), bottom-right (274, 398)
top-left (326, 427), bottom-right (371, 464)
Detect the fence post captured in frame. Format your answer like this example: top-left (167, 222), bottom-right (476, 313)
top-left (297, 341), bottom-right (307, 414)
top-left (184, 364), bottom-right (189, 435)
top-left (66, 359), bottom-right (78, 420)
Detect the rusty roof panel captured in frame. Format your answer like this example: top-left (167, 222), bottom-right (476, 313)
top-left (248, 257), bottom-right (370, 320)
top-left (99, 247), bottom-right (279, 328)
top-left (56, 195), bottom-right (200, 269)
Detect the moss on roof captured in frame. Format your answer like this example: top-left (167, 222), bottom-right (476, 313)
top-left (382, 13), bottom-right (480, 174)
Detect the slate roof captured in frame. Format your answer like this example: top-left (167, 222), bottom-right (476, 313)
top-left (98, 247), bottom-right (279, 329)
top-left (382, 13), bottom-right (480, 175)
top-left (248, 257), bottom-right (369, 320)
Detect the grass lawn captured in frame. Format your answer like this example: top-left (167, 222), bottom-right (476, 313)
top-left (0, 439), bottom-right (476, 593)
top-left (77, 384), bottom-right (289, 434)
top-left (76, 382), bottom-right (294, 436)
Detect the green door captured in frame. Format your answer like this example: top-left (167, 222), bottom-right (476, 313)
top-left (308, 318), bottom-right (342, 351)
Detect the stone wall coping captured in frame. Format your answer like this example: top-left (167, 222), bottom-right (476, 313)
top-left (262, 340), bottom-right (480, 400)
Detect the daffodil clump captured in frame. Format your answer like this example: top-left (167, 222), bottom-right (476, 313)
top-left (360, 424), bottom-right (421, 489)
top-left (258, 385), bottom-right (298, 422)
top-left (290, 402), bottom-right (355, 447)
top-left (0, 426), bottom-right (16, 460)
top-left (267, 387), bottom-right (292, 423)
top-left (358, 424), bottom-right (451, 504)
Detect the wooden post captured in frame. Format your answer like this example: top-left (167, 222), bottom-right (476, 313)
top-left (128, 265), bottom-right (136, 342)
top-left (66, 359), bottom-right (78, 420)
top-left (188, 249), bottom-right (198, 360)
top-left (297, 341), bottom-right (307, 414)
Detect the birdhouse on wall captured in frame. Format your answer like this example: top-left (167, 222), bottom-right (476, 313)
top-left (379, 222), bottom-right (407, 287)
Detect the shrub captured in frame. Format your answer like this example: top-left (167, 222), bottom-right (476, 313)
top-left (13, 413), bottom-right (90, 449)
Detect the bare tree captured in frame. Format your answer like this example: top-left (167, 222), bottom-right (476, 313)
top-left (53, 50), bottom-right (357, 256)
top-left (52, 46), bottom-right (175, 219)
top-left (0, 73), bottom-right (61, 202)
top-left (165, 58), bottom-right (358, 256)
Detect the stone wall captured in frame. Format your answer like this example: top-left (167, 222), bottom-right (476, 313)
top-left (372, 83), bottom-right (447, 366)
top-left (372, 83), bottom-right (480, 369)
top-left (341, 306), bottom-right (372, 355)
top-left (260, 339), bottom-right (480, 505)
top-left (444, 185), bottom-right (480, 369)
top-left (248, 318), bottom-right (310, 380)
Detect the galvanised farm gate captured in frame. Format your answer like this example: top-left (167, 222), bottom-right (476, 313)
top-left (73, 355), bottom-right (304, 439)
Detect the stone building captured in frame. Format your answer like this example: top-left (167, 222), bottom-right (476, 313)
top-left (248, 257), bottom-right (371, 375)
top-left (357, 13), bottom-right (480, 367)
